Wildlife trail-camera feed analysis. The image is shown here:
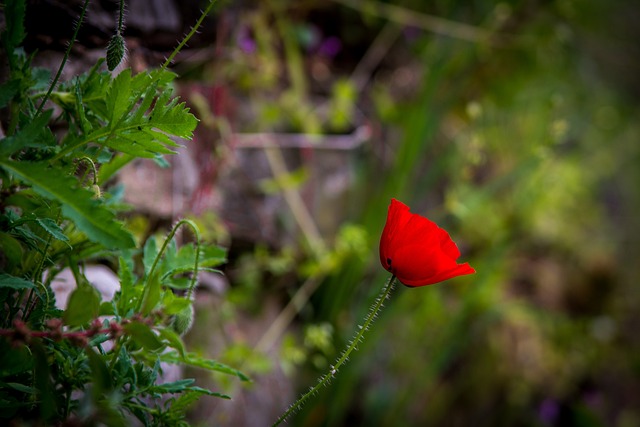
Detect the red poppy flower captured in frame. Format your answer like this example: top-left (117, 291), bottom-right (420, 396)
top-left (379, 199), bottom-right (475, 287)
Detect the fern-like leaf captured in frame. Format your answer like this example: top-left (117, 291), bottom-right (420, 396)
top-left (0, 159), bottom-right (135, 249)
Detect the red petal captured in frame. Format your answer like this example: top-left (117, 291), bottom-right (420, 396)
top-left (379, 199), bottom-right (413, 271)
top-left (379, 198), bottom-right (475, 286)
top-left (391, 240), bottom-right (473, 286)
top-left (437, 226), bottom-right (461, 260)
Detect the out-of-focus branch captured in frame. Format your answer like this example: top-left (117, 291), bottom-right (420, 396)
top-left (332, 0), bottom-right (502, 45)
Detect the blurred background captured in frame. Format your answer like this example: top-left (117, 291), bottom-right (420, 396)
top-left (25, 0), bottom-right (640, 425)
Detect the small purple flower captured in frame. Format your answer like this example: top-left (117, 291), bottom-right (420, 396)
top-left (538, 398), bottom-right (559, 425)
top-left (318, 36), bottom-right (342, 58)
top-left (582, 390), bottom-right (603, 410)
top-left (237, 27), bottom-right (256, 54)
top-left (403, 25), bottom-right (421, 42)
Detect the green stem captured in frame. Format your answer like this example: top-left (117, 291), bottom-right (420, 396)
top-left (136, 219), bottom-right (201, 312)
top-left (35, 0), bottom-right (91, 117)
top-left (108, 338), bottom-right (124, 372)
top-left (271, 275), bottom-right (397, 427)
top-left (63, 386), bottom-right (72, 419)
top-left (162, 0), bottom-right (219, 70)
top-left (117, 0), bottom-right (125, 33)
top-left (76, 156), bottom-right (98, 185)
top-left (23, 210), bottom-right (61, 322)
top-left (185, 223), bottom-right (200, 301)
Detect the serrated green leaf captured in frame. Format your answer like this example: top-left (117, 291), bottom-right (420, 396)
top-left (161, 351), bottom-right (250, 382)
top-left (161, 267), bottom-right (222, 286)
top-left (201, 244), bottom-right (228, 267)
top-left (80, 65), bottom-right (110, 117)
top-left (160, 243), bottom-right (226, 278)
top-left (183, 385), bottom-right (230, 399)
top-left (130, 81), bottom-right (161, 124)
top-left (0, 110), bottom-right (54, 156)
top-left (64, 284), bottom-right (100, 326)
top-left (106, 68), bottom-right (132, 124)
top-left (136, 359), bottom-right (160, 387)
top-left (35, 217), bottom-right (69, 243)
top-left (113, 346), bottom-right (134, 380)
top-left (124, 321), bottom-right (164, 352)
top-left (3, 382), bottom-right (37, 394)
top-left (2, 0), bottom-right (26, 55)
top-left (148, 378), bottom-right (194, 394)
top-left (149, 100), bottom-right (198, 139)
top-left (139, 271), bottom-right (161, 316)
top-left (157, 327), bottom-right (186, 358)
top-left (98, 153), bottom-right (133, 183)
top-left (12, 224), bottom-right (47, 248)
top-left (116, 256), bottom-right (136, 316)
top-left (162, 293), bottom-right (191, 315)
top-left (74, 78), bottom-right (92, 133)
top-left (156, 243), bottom-right (226, 288)
top-left (0, 79), bottom-right (20, 108)
top-left (54, 67), bottom-right (194, 163)
top-left (103, 132), bottom-right (177, 158)
top-left (0, 273), bottom-right (34, 289)
top-left (0, 160), bottom-right (135, 249)
top-left (148, 379), bottom-right (229, 399)
top-left (118, 257), bottom-right (134, 290)
top-left (106, 68), bottom-right (164, 131)
top-left (141, 128), bottom-right (182, 148)
top-left (166, 390), bottom-right (205, 416)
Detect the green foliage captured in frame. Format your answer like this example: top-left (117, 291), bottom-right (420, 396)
top-left (0, 159), bottom-right (135, 249)
top-left (0, 273), bottom-right (35, 290)
top-left (64, 282), bottom-right (101, 326)
top-left (284, 2), bottom-right (640, 426)
top-left (1, 0), bottom-right (26, 68)
top-left (0, 0), bottom-right (242, 425)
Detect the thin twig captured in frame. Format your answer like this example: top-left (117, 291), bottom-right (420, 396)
top-left (263, 141), bottom-right (326, 254)
top-left (254, 275), bottom-right (323, 353)
top-left (332, 0), bottom-right (501, 45)
top-left (351, 22), bottom-right (402, 92)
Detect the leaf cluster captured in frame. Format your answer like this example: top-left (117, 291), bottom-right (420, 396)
top-left (0, 0), bottom-right (242, 425)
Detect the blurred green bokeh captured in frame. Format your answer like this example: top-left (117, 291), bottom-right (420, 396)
top-left (182, 0), bottom-right (640, 426)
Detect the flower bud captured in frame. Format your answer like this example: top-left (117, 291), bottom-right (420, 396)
top-left (171, 305), bottom-right (194, 336)
top-left (90, 184), bottom-right (101, 199)
top-left (106, 33), bottom-right (126, 71)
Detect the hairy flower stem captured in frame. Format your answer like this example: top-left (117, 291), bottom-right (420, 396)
top-left (117, 0), bottom-right (125, 33)
top-left (76, 156), bottom-right (99, 185)
top-left (162, 0), bottom-right (219, 69)
top-left (271, 275), bottom-right (397, 427)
